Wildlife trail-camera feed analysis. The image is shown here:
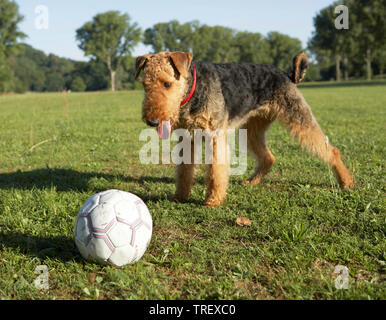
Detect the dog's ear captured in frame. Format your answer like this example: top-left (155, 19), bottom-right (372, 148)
top-left (169, 52), bottom-right (193, 79)
top-left (135, 55), bottom-right (149, 80)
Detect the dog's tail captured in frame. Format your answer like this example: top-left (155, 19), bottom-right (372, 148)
top-left (289, 53), bottom-right (308, 85)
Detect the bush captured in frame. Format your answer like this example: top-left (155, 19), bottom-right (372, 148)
top-left (45, 73), bottom-right (65, 92)
top-left (70, 76), bottom-right (87, 92)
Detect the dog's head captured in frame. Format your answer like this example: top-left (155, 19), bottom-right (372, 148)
top-left (135, 51), bottom-right (193, 139)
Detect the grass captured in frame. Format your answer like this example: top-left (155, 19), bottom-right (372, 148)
top-left (0, 83), bottom-right (385, 300)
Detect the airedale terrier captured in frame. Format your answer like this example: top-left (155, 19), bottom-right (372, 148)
top-left (135, 51), bottom-right (354, 207)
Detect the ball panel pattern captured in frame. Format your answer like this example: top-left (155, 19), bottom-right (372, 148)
top-left (87, 236), bottom-right (114, 260)
top-left (107, 222), bottom-right (133, 248)
top-left (74, 216), bottom-right (92, 246)
top-left (108, 245), bottom-right (137, 267)
top-left (89, 204), bottom-right (116, 232)
top-left (74, 190), bottom-right (153, 267)
top-left (114, 200), bottom-right (140, 226)
top-left (79, 194), bottom-right (100, 216)
top-left (99, 189), bottom-right (124, 205)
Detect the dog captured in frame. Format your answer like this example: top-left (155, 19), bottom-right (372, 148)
top-left (135, 51), bottom-right (354, 207)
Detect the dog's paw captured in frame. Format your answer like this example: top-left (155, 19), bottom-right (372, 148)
top-left (241, 177), bottom-right (262, 186)
top-left (340, 179), bottom-right (355, 189)
top-left (204, 199), bottom-right (222, 208)
top-left (169, 194), bottom-right (188, 203)
top-left (169, 195), bottom-right (179, 203)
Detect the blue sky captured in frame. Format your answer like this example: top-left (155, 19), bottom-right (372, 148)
top-left (16, 0), bottom-right (333, 61)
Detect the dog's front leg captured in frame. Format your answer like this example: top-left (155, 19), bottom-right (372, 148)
top-left (205, 134), bottom-right (229, 207)
top-left (173, 162), bottom-right (197, 202)
top-left (171, 141), bottom-right (197, 202)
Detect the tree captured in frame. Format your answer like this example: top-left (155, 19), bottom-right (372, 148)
top-left (200, 25), bottom-right (238, 63)
top-left (144, 21), bottom-right (239, 63)
top-left (374, 44), bottom-right (386, 78)
top-left (70, 60), bottom-right (109, 91)
top-left (308, 1), bottom-right (359, 81)
top-left (7, 44), bottom-right (78, 92)
top-left (309, 5), bottom-right (341, 81)
top-left (0, 0), bottom-right (26, 56)
top-left (0, 0), bottom-right (26, 92)
top-left (234, 32), bottom-right (272, 64)
top-left (266, 32), bottom-right (303, 71)
top-left (309, 0), bottom-right (386, 81)
top-left (351, 0), bottom-right (386, 80)
top-left (76, 11), bottom-right (141, 91)
top-left (144, 20), bottom-right (186, 52)
top-left (144, 20), bottom-right (204, 57)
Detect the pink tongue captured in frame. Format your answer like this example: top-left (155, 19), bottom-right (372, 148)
top-left (157, 120), bottom-right (172, 140)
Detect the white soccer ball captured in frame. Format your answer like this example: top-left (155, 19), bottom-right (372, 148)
top-left (74, 190), bottom-right (153, 267)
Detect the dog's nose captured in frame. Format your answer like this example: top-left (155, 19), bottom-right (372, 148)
top-left (146, 119), bottom-right (160, 127)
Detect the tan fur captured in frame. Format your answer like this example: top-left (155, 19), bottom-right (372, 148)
top-left (241, 115), bottom-right (276, 185)
top-left (173, 143), bottom-right (197, 202)
top-left (205, 134), bottom-right (230, 207)
top-left (292, 52), bottom-right (308, 84)
top-left (277, 86), bottom-right (354, 188)
top-left (137, 52), bottom-right (191, 126)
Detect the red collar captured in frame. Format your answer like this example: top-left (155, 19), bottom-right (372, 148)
top-left (180, 64), bottom-right (197, 106)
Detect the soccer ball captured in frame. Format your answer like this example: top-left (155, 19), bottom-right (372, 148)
top-left (74, 190), bottom-right (153, 267)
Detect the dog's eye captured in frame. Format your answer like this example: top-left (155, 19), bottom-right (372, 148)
top-left (163, 82), bottom-right (172, 89)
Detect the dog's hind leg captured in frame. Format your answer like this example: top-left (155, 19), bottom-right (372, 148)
top-left (278, 87), bottom-right (354, 189)
top-left (242, 115), bottom-right (275, 185)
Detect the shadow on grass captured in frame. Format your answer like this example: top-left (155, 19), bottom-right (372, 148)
top-left (0, 168), bottom-right (175, 191)
top-left (299, 80), bottom-right (386, 89)
top-left (0, 232), bottom-right (79, 263)
top-left (0, 168), bottom-right (205, 204)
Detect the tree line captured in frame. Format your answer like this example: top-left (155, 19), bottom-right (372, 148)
top-left (309, 0), bottom-right (386, 82)
top-left (0, 0), bottom-right (385, 93)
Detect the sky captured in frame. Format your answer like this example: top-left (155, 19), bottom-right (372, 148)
top-left (16, 0), bottom-right (334, 61)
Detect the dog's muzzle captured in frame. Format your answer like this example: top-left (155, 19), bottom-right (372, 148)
top-left (146, 119), bottom-right (173, 140)
top-left (146, 119), bottom-right (160, 127)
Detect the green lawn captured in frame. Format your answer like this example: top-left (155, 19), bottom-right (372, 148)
top-left (0, 82), bottom-right (385, 300)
